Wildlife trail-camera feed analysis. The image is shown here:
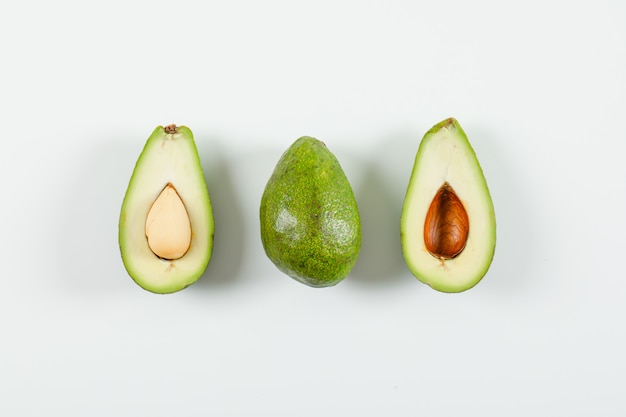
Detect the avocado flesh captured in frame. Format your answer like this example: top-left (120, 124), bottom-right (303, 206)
top-left (401, 118), bottom-right (496, 293)
top-left (119, 125), bottom-right (214, 294)
top-left (260, 137), bottom-right (361, 288)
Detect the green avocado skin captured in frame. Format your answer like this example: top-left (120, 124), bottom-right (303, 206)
top-left (260, 137), bottom-right (361, 287)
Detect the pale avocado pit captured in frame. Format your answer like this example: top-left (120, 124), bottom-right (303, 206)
top-left (401, 118), bottom-right (496, 293)
top-left (145, 183), bottom-right (192, 260)
top-left (119, 125), bottom-right (214, 294)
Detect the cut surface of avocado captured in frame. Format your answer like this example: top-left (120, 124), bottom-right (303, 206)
top-left (401, 118), bottom-right (496, 292)
top-left (260, 136), bottom-right (361, 288)
top-left (119, 125), bottom-right (213, 294)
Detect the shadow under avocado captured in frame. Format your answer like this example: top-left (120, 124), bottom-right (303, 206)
top-left (195, 142), bottom-right (245, 290)
top-left (466, 125), bottom-right (535, 294)
top-left (348, 130), bottom-right (418, 287)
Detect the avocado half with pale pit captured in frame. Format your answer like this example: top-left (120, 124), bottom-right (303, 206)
top-left (119, 125), bottom-right (214, 294)
top-left (401, 118), bottom-right (496, 292)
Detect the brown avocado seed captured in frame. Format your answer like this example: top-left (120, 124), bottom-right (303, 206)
top-left (423, 182), bottom-right (469, 260)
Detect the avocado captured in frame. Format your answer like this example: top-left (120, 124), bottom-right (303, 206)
top-left (260, 137), bottom-right (361, 287)
top-left (119, 125), bottom-right (214, 294)
top-left (401, 118), bottom-right (496, 292)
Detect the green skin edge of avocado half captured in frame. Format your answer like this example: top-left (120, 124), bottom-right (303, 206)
top-left (260, 136), bottom-right (362, 288)
top-left (401, 118), bottom-right (496, 293)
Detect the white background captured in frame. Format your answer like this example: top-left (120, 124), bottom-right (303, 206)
top-left (1, 1), bottom-right (625, 415)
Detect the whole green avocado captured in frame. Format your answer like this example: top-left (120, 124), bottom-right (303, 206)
top-left (260, 137), bottom-right (361, 287)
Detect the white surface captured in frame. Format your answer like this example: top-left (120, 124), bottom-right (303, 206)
top-left (1, 1), bottom-right (625, 416)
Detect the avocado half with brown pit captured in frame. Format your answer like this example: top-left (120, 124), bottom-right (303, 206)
top-left (119, 125), bottom-right (214, 294)
top-left (401, 118), bottom-right (496, 292)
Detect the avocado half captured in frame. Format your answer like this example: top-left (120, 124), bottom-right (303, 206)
top-left (401, 118), bottom-right (496, 292)
top-left (119, 125), bottom-right (214, 294)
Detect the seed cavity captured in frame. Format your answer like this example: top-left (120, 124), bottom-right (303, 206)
top-left (423, 182), bottom-right (469, 260)
top-left (145, 183), bottom-right (191, 260)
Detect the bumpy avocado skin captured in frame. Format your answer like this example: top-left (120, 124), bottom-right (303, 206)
top-left (260, 137), bottom-right (361, 287)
